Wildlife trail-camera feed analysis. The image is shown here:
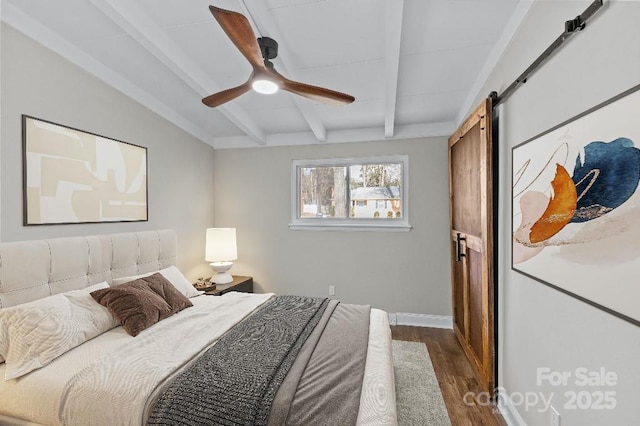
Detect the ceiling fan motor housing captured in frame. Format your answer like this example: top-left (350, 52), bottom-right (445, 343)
top-left (258, 37), bottom-right (278, 61)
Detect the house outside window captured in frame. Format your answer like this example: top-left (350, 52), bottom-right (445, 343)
top-left (290, 155), bottom-right (410, 231)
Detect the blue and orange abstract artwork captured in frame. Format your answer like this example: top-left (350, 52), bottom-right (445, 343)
top-left (512, 85), bottom-right (640, 326)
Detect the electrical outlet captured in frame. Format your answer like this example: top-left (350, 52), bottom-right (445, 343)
top-left (550, 405), bottom-right (560, 426)
top-left (328, 285), bottom-right (335, 296)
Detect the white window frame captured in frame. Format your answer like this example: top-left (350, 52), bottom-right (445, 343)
top-left (290, 155), bottom-right (411, 232)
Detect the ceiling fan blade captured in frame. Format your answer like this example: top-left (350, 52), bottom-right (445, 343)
top-left (273, 70), bottom-right (355, 106)
top-left (202, 78), bottom-right (252, 107)
top-left (209, 6), bottom-right (265, 70)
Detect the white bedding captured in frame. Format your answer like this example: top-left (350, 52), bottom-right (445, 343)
top-left (0, 293), bottom-right (396, 426)
top-left (357, 308), bottom-right (397, 426)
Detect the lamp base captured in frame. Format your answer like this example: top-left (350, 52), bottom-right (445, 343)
top-left (211, 272), bottom-right (233, 284)
top-left (210, 261), bottom-right (233, 284)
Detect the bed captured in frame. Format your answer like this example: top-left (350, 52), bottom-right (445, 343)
top-left (0, 230), bottom-right (397, 426)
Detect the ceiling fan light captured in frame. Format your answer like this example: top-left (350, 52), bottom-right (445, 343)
top-left (252, 79), bottom-right (279, 95)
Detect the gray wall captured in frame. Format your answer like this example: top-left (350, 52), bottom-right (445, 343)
top-left (469, 1), bottom-right (640, 425)
top-left (1, 24), bottom-right (216, 280)
top-left (213, 138), bottom-right (451, 315)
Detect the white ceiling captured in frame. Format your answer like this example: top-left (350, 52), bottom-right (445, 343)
top-left (2, 0), bottom-right (532, 149)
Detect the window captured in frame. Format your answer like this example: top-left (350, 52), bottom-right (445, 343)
top-left (290, 155), bottom-right (410, 231)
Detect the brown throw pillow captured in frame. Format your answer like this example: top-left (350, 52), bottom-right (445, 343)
top-left (91, 273), bottom-right (193, 337)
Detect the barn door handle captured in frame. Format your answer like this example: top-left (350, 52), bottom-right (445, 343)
top-left (456, 233), bottom-right (466, 262)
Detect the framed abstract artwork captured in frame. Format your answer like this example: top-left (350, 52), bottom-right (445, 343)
top-left (512, 84), bottom-right (640, 327)
top-left (22, 116), bottom-right (148, 225)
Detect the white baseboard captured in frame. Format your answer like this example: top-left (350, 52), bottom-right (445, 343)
top-left (498, 392), bottom-right (527, 426)
top-left (388, 312), bottom-right (453, 329)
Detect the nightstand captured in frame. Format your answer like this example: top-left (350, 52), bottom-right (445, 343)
top-left (205, 275), bottom-right (253, 296)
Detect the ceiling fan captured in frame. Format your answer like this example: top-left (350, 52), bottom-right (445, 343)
top-left (201, 5), bottom-right (355, 108)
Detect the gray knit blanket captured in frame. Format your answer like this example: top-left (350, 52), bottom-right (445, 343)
top-left (147, 295), bottom-right (329, 426)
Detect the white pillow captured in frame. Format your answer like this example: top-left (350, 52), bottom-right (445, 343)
top-left (111, 266), bottom-right (202, 298)
top-left (0, 282), bottom-right (117, 381)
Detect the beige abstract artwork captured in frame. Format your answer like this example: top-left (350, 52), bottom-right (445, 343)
top-left (23, 116), bottom-right (147, 225)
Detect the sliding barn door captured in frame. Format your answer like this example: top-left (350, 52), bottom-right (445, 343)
top-left (448, 99), bottom-right (494, 393)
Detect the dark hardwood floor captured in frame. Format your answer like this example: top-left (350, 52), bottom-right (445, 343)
top-left (391, 326), bottom-right (507, 426)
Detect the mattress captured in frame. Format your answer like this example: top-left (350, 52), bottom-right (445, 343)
top-left (0, 292), bottom-right (396, 426)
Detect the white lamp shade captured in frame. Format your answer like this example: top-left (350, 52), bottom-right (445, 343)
top-left (205, 228), bottom-right (238, 262)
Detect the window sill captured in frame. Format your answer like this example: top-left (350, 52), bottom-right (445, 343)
top-left (288, 222), bottom-right (412, 232)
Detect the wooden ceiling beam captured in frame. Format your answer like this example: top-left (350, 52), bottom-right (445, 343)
top-left (384, 0), bottom-right (404, 138)
top-left (455, 0), bottom-right (535, 125)
top-left (213, 121), bottom-right (455, 149)
top-left (1, 2), bottom-right (217, 146)
top-left (89, 0), bottom-right (267, 145)
top-left (241, 1), bottom-right (328, 143)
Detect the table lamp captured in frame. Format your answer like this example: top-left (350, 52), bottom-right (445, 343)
top-left (205, 228), bottom-right (237, 284)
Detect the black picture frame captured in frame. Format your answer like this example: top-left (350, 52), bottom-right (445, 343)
top-left (511, 84), bottom-right (640, 327)
top-left (22, 115), bottom-right (148, 226)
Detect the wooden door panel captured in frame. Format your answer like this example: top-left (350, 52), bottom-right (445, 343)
top-left (452, 249), bottom-right (466, 337)
top-left (448, 98), bottom-right (494, 393)
top-left (468, 249), bottom-right (484, 361)
top-left (450, 124), bottom-right (482, 237)
top-left (451, 235), bottom-right (468, 339)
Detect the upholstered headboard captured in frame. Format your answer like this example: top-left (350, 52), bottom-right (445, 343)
top-left (0, 229), bottom-right (177, 309)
